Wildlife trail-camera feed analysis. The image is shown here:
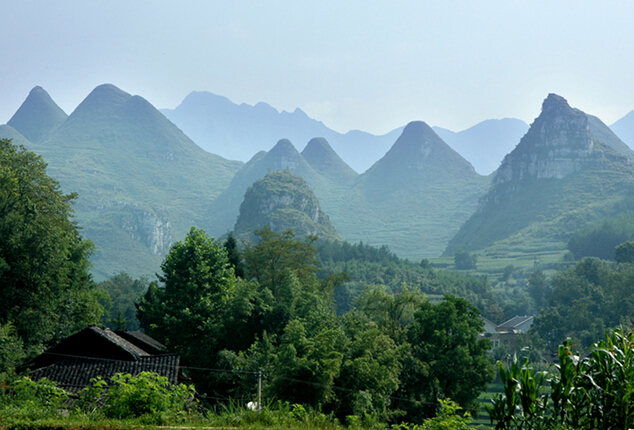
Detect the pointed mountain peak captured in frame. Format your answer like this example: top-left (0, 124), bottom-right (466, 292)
top-left (541, 93), bottom-right (573, 115)
top-left (69, 84), bottom-right (131, 118)
top-left (376, 121), bottom-right (474, 175)
top-left (495, 94), bottom-right (621, 184)
top-left (29, 86), bottom-right (48, 97)
top-left (8, 86), bottom-right (67, 143)
top-left (532, 93), bottom-right (586, 129)
top-left (400, 120), bottom-right (436, 137)
top-left (58, 84), bottom-right (135, 133)
top-left (84, 83), bottom-right (131, 105)
top-left (303, 137), bottom-right (332, 153)
top-left (390, 121), bottom-right (446, 152)
top-left (270, 138), bottom-right (299, 154)
top-left (302, 137), bottom-right (358, 181)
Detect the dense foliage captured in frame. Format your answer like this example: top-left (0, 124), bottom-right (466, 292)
top-left (137, 226), bottom-right (494, 424)
top-left (532, 258), bottom-right (634, 352)
top-left (98, 272), bottom-right (148, 330)
top-left (0, 372), bottom-right (475, 429)
top-left (314, 239), bottom-right (497, 320)
top-left (489, 328), bottom-right (634, 430)
top-left (568, 211), bottom-right (634, 260)
top-left (0, 138), bottom-right (104, 369)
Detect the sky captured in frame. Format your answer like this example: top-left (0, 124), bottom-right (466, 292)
top-left (2, 1), bottom-right (634, 135)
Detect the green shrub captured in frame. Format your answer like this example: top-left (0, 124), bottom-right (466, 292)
top-left (0, 376), bottom-right (69, 422)
top-left (78, 371), bottom-right (197, 423)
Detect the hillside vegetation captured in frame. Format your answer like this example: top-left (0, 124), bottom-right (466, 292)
top-left (445, 94), bottom-right (634, 263)
top-left (7, 85), bottom-right (242, 280)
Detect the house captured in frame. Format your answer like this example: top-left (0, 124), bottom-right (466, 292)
top-left (496, 315), bottom-right (534, 334)
top-left (481, 315), bottom-right (534, 350)
top-left (19, 326), bottom-right (184, 394)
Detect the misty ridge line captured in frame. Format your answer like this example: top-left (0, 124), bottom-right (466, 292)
top-left (6, 85), bottom-right (634, 176)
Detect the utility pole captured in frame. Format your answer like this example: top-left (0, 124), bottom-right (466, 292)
top-left (257, 371), bottom-right (262, 412)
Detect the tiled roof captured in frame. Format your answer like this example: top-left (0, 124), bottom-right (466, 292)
top-left (496, 315), bottom-right (534, 331)
top-left (26, 354), bottom-right (181, 394)
top-left (95, 327), bottom-right (151, 357)
top-left (114, 330), bottom-right (167, 355)
top-left (20, 326), bottom-right (184, 393)
top-left (20, 326), bottom-right (151, 373)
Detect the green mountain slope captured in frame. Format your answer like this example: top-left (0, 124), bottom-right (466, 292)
top-left (445, 94), bottom-right (634, 257)
top-left (301, 137), bottom-right (358, 184)
top-left (338, 121), bottom-right (491, 258)
top-left (19, 84), bottom-right (242, 280)
top-left (7, 86), bottom-right (67, 143)
top-left (205, 138), bottom-right (343, 237)
top-left (0, 124), bottom-right (31, 147)
top-left (234, 170), bottom-right (342, 242)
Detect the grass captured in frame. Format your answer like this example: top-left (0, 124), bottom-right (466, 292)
top-left (0, 401), bottom-right (391, 430)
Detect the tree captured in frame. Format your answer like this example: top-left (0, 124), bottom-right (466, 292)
top-left (454, 249), bottom-right (477, 270)
top-left (99, 272), bottom-right (148, 331)
top-left (0, 138), bottom-right (103, 352)
top-left (501, 265), bottom-right (515, 282)
top-left (334, 311), bottom-right (403, 420)
top-left (137, 227), bottom-right (236, 375)
top-left (224, 232), bottom-right (245, 277)
top-left (615, 240), bottom-right (634, 263)
top-left (243, 226), bottom-right (319, 298)
top-left (527, 269), bottom-right (548, 310)
top-left (268, 319), bottom-right (344, 406)
top-left (402, 295), bottom-right (494, 417)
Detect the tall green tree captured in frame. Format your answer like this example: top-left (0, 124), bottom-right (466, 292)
top-left (224, 232), bottom-right (245, 278)
top-left (615, 240), bottom-right (634, 263)
top-left (137, 226), bottom-right (235, 365)
top-left (401, 295), bottom-right (494, 418)
top-left (243, 227), bottom-right (319, 297)
top-left (0, 138), bottom-right (103, 353)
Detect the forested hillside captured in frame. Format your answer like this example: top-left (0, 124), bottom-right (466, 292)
top-left (5, 85), bottom-right (243, 280)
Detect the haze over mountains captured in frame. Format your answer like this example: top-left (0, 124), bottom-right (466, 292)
top-left (2, 84), bottom-right (242, 279)
top-left (160, 91), bottom-right (403, 173)
top-left (4, 84), bottom-right (634, 280)
top-left (433, 119), bottom-right (529, 175)
top-left (446, 94), bottom-right (634, 257)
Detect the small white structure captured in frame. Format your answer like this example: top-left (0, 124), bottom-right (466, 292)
top-left (481, 315), bottom-right (534, 349)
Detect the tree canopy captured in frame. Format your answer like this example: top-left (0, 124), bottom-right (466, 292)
top-left (0, 138), bottom-right (103, 359)
top-left (138, 225), bottom-right (495, 423)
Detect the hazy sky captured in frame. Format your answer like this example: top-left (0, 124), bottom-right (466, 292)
top-left (2, 1), bottom-right (634, 135)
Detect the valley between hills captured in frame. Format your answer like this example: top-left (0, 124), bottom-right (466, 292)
top-left (3, 84), bottom-right (634, 286)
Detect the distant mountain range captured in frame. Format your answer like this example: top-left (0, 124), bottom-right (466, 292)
top-left (204, 123), bottom-right (488, 259)
top-left (161, 91), bottom-right (536, 175)
top-left (2, 85), bottom-right (242, 280)
top-left (5, 84), bottom-right (634, 280)
top-left (433, 119), bottom-right (529, 175)
top-left (160, 91), bottom-right (402, 174)
top-left (611, 111), bottom-right (634, 150)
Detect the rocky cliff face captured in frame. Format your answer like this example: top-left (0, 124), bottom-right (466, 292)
top-left (445, 93), bottom-right (634, 255)
top-left (234, 170), bottom-right (341, 242)
top-left (494, 94), bottom-right (631, 188)
top-left (496, 94), bottom-right (595, 183)
top-left (118, 205), bottom-right (172, 255)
